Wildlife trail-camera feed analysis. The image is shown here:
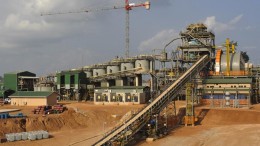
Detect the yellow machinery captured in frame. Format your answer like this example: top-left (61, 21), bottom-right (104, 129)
top-left (184, 83), bottom-right (198, 126)
top-left (226, 38), bottom-right (231, 76)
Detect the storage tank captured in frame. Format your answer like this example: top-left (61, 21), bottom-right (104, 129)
top-left (84, 71), bottom-right (93, 78)
top-left (107, 65), bottom-right (120, 74)
top-left (244, 63), bottom-right (249, 70)
top-left (220, 52), bottom-right (245, 72)
top-left (93, 69), bottom-right (106, 76)
top-left (135, 60), bottom-right (150, 73)
top-left (121, 62), bottom-right (134, 71)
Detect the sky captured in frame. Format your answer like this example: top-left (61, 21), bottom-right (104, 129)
top-left (0, 0), bottom-right (259, 76)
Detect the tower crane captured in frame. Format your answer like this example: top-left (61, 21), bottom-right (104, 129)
top-left (41, 1), bottom-right (150, 58)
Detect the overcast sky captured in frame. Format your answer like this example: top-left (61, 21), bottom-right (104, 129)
top-left (0, 0), bottom-right (259, 76)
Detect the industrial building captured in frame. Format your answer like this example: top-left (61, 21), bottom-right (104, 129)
top-left (9, 91), bottom-right (58, 106)
top-left (94, 86), bottom-right (150, 105)
top-left (0, 22), bottom-right (259, 145)
top-left (4, 71), bottom-right (38, 92)
top-left (56, 70), bottom-right (88, 101)
top-left (88, 23), bottom-right (260, 145)
top-left (53, 23), bottom-right (258, 108)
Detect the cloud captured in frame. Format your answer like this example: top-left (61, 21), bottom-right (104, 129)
top-left (0, 0), bottom-right (124, 76)
top-left (204, 14), bottom-right (243, 33)
top-left (138, 29), bottom-right (179, 51)
top-left (4, 14), bottom-right (51, 31)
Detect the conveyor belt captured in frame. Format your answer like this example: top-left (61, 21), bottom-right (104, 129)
top-left (93, 55), bottom-right (210, 146)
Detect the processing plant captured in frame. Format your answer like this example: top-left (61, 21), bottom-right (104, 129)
top-left (1, 23), bottom-right (259, 145)
top-left (53, 23), bottom-right (258, 108)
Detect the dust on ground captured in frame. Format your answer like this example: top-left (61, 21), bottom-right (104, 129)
top-left (0, 102), bottom-right (143, 145)
top-left (2, 101), bottom-right (260, 146)
top-left (139, 104), bottom-right (260, 146)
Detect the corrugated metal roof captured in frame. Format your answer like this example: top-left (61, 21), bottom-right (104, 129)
top-left (5, 71), bottom-right (28, 74)
top-left (9, 91), bottom-right (56, 97)
top-left (203, 78), bottom-right (252, 84)
top-left (4, 71), bottom-right (36, 76)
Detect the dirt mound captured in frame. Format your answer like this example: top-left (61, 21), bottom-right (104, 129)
top-left (199, 109), bottom-right (260, 125)
top-left (0, 109), bottom-right (93, 138)
top-left (26, 109), bottom-right (90, 132)
top-left (0, 119), bottom-right (26, 137)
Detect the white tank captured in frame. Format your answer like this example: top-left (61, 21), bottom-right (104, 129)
top-left (93, 69), bottom-right (106, 76)
top-left (244, 63), bottom-right (249, 70)
top-left (84, 71), bottom-right (93, 77)
top-left (135, 60), bottom-right (150, 73)
top-left (107, 65), bottom-right (120, 74)
top-left (121, 62), bottom-right (134, 71)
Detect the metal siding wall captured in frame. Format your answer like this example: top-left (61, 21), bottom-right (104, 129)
top-left (4, 74), bottom-right (17, 91)
top-left (56, 73), bottom-right (61, 84)
top-left (65, 73), bottom-right (70, 84)
top-left (74, 74), bottom-right (79, 84)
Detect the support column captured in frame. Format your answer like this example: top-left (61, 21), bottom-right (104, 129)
top-left (135, 74), bottom-right (142, 86)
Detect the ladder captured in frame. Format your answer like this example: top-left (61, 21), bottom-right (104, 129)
top-left (93, 55), bottom-right (210, 146)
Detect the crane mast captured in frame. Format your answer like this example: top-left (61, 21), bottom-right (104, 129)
top-left (41, 1), bottom-right (150, 58)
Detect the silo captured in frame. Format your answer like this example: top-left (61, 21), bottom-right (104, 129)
top-left (135, 60), bottom-right (150, 73)
top-left (107, 65), bottom-right (120, 74)
top-left (93, 68), bottom-right (106, 76)
top-left (84, 71), bottom-right (93, 78)
top-left (121, 62), bottom-right (134, 71)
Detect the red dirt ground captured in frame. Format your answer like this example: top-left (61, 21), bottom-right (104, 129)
top-left (1, 101), bottom-right (260, 146)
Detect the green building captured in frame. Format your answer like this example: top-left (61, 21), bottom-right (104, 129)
top-left (56, 70), bottom-right (87, 100)
top-left (4, 71), bottom-right (37, 92)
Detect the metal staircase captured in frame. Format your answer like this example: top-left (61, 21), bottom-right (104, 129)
top-left (93, 55), bottom-right (210, 146)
